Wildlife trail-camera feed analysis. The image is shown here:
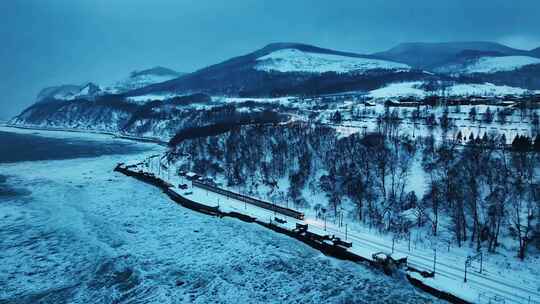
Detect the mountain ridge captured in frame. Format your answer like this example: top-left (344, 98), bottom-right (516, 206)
top-left (372, 41), bottom-right (534, 69)
top-left (130, 66), bottom-right (183, 78)
top-left (126, 42), bottom-right (417, 97)
top-left (26, 41), bottom-right (540, 107)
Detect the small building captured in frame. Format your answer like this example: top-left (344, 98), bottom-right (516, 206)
top-left (185, 172), bottom-right (200, 181)
top-left (364, 101), bottom-right (376, 107)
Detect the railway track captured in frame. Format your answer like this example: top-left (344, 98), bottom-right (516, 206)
top-left (189, 183), bottom-right (540, 304)
top-left (307, 221), bottom-right (540, 304)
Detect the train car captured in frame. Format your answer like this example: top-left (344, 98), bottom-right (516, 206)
top-left (192, 180), bottom-right (304, 220)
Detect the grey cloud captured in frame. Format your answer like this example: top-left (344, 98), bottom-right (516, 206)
top-left (1, 0), bottom-right (539, 119)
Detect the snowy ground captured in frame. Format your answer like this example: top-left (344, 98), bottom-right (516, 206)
top-left (0, 128), bottom-right (438, 303)
top-left (367, 81), bottom-right (535, 99)
top-left (309, 101), bottom-right (538, 144)
top-left (451, 56), bottom-right (540, 74)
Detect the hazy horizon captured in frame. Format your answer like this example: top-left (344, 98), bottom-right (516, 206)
top-left (2, 0), bottom-right (540, 120)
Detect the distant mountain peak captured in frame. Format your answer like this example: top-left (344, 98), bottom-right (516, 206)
top-left (36, 82), bottom-right (101, 102)
top-left (261, 42), bottom-right (312, 50)
top-left (130, 66), bottom-right (181, 78)
top-left (105, 66), bottom-right (183, 94)
top-left (254, 42), bottom-right (369, 59)
top-left (373, 41), bottom-right (529, 69)
top-left (388, 41), bottom-right (516, 51)
top-left (36, 84), bottom-right (81, 102)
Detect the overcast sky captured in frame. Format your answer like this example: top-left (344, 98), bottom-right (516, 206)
top-left (1, 0), bottom-right (540, 119)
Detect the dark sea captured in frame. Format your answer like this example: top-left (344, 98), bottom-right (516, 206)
top-left (0, 131), bottom-right (147, 163)
top-left (0, 130), bottom-right (439, 304)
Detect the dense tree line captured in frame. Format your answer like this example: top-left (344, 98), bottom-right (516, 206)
top-left (171, 123), bottom-right (540, 259)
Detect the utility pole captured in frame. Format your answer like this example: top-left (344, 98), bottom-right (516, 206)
top-left (480, 252), bottom-right (483, 274)
top-left (464, 260), bottom-right (468, 283)
top-left (408, 231), bottom-right (411, 252)
top-left (464, 256), bottom-right (472, 283)
top-left (433, 248), bottom-right (437, 275)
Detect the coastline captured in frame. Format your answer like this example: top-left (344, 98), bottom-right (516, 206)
top-left (0, 126), bottom-right (437, 303)
top-left (0, 124), bottom-right (168, 146)
top-left (3, 124), bottom-right (538, 304)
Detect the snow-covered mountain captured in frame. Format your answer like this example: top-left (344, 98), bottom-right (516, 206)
top-left (435, 55), bottom-right (540, 74)
top-left (254, 48), bottom-right (410, 74)
top-left (127, 42), bottom-right (425, 98)
top-left (35, 67), bottom-right (182, 103)
top-left (36, 85), bottom-right (83, 102)
top-left (372, 41), bottom-right (531, 69)
top-left (37, 83), bottom-right (102, 102)
top-left (106, 66), bottom-right (183, 93)
top-left (11, 41), bottom-right (540, 140)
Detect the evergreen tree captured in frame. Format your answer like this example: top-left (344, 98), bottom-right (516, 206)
top-left (534, 136), bottom-right (540, 152)
top-left (331, 110), bottom-right (342, 123)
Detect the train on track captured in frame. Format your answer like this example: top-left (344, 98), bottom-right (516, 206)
top-left (192, 180), bottom-right (305, 220)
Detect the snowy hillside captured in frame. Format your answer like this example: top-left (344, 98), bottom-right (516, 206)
top-left (106, 67), bottom-right (182, 94)
top-left (34, 67), bottom-right (181, 103)
top-left (36, 85), bottom-right (82, 102)
top-left (368, 82), bottom-right (427, 99)
top-left (463, 56), bottom-right (540, 73)
top-left (437, 56), bottom-right (540, 74)
top-left (37, 83), bottom-right (102, 101)
top-left (255, 48), bottom-right (410, 73)
top-left (372, 41), bottom-right (529, 69)
top-left (368, 81), bottom-right (533, 99)
top-left (447, 82), bottom-right (533, 96)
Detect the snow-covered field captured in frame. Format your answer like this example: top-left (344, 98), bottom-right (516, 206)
top-left (368, 81), bottom-right (534, 99)
top-left (0, 128), bottom-right (438, 303)
top-left (369, 81), bottom-right (427, 99)
top-left (460, 56), bottom-right (540, 74)
top-left (255, 48), bottom-right (410, 73)
top-left (434, 56), bottom-right (540, 75)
